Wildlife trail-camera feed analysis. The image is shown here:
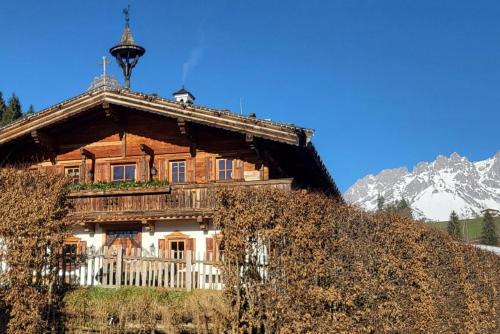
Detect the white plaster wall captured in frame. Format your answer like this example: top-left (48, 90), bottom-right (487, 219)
top-left (73, 224), bottom-right (106, 251)
top-left (71, 220), bottom-right (219, 258)
top-left (142, 219), bottom-right (220, 258)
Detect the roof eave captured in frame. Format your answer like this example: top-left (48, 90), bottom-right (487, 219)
top-left (0, 88), bottom-right (313, 147)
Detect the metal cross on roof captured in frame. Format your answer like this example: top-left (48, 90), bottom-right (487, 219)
top-left (100, 56), bottom-right (110, 77)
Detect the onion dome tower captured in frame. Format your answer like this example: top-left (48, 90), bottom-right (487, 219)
top-left (109, 6), bottom-right (145, 90)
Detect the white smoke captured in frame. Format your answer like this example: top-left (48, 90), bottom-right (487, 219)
top-left (182, 46), bottom-right (203, 84)
top-left (182, 24), bottom-right (205, 84)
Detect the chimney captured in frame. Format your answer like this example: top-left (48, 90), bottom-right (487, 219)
top-left (173, 86), bottom-right (195, 104)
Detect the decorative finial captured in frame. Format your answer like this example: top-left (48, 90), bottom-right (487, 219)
top-left (109, 6), bottom-right (146, 90)
top-left (123, 5), bottom-right (130, 26)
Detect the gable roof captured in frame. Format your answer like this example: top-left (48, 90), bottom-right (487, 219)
top-left (0, 86), bottom-right (312, 146)
top-left (0, 86), bottom-right (339, 196)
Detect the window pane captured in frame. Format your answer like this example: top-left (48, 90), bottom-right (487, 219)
top-left (226, 170), bottom-right (232, 180)
top-left (178, 241), bottom-right (185, 251)
top-left (125, 165), bottom-right (136, 180)
top-left (171, 242), bottom-right (178, 251)
top-left (172, 173), bottom-right (178, 183)
top-left (179, 163), bottom-right (185, 173)
top-left (226, 159), bottom-right (233, 169)
top-left (219, 159), bottom-right (225, 170)
top-left (113, 166), bottom-right (124, 180)
top-left (178, 172), bottom-right (185, 183)
top-left (219, 171), bottom-right (225, 180)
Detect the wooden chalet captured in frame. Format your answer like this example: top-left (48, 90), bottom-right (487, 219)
top-left (0, 12), bottom-right (340, 288)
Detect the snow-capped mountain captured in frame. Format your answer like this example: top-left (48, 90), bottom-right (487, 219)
top-left (344, 151), bottom-right (500, 221)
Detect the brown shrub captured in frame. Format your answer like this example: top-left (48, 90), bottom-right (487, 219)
top-left (0, 168), bottom-right (71, 333)
top-left (214, 188), bottom-right (500, 334)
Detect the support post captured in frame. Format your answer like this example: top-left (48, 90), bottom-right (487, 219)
top-left (116, 245), bottom-right (123, 287)
top-left (186, 250), bottom-right (192, 291)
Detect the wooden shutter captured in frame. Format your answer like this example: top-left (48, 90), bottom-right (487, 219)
top-left (77, 240), bottom-right (87, 256)
top-left (55, 166), bottom-right (64, 175)
top-left (206, 237), bottom-right (214, 261)
top-left (158, 158), bottom-right (166, 180)
top-left (234, 159), bottom-right (243, 180)
top-left (187, 157), bottom-right (195, 182)
top-left (158, 239), bottom-right (166, 258)
top-left (204, 157), bottom-right (212, 182)
top-left (186, 238), bottom-right (195, 257)
top-left (95, 163), bottom-right (106, 182)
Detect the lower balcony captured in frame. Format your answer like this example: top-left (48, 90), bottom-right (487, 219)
top-left (67, 178), bottom-right (293, 223)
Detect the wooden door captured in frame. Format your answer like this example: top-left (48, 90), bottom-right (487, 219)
top-left (105, 225), bottom-right (142, 256)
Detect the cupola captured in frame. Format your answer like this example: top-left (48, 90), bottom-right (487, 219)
top-left (173, 86), bottom-right (195, 104)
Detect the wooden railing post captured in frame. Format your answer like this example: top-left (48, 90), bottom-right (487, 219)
top-left (186, 250), bottom-right (192, 291)
top-left (116, 246), bottom-right (123, 287)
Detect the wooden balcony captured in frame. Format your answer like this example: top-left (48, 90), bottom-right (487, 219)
top-left (67, 178), bottom-right (293, 223)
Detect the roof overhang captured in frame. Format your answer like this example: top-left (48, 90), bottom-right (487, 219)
top-left (0, 88), bottom-right (313, 147)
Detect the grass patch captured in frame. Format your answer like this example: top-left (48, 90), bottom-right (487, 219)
top-left (63, 287), bottom-right (229, 333)
top-left (424, 216), bottom-right (500, 242)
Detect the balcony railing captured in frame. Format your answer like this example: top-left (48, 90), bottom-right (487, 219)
top-left (67, 178), bottom-right (293, 222)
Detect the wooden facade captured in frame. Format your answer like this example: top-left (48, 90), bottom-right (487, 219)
top-left (0, 86), bottom-right (340, 285)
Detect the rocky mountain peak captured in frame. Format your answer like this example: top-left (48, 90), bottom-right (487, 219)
top-left (345, 152), bottom-right (500, 221)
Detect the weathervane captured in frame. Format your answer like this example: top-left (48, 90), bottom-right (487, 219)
top-left (109, 6), bottom-right (146, 89)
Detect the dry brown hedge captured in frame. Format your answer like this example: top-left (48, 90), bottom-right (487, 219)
top-left (214, 188), bottom-right (500, 334)
top-left (0, 168), bottom-right (71, 333)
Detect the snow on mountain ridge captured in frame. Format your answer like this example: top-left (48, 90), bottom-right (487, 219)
top-left (344, 151), bottom-right (500, 221)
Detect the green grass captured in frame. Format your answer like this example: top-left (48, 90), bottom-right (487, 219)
top-left (71, 286), bottom-right (190, 303)
top-left (424, 216), bottom-right (500, 242)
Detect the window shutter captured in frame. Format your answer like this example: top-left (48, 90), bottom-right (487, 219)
top-left (186, 238), bottom-right (195, 256)
top-left (158, 239), bottom-right (166, 258)
top-left (187, 157), bottom-right (195, 182)
top-left (95, 163), bottom-right (106, 182)
top-left (55, 166), bottom-right (64, 175)
top-left (235, 159), bottom-right (244, 180)
top-left (205, 157), bottom-right (212, 182)
top-left (206, 237), bottom-right (214, 261)
top-left (77, 241), bottom-right (87, 256)
top-left (158, 158), bottom-right (166, 180)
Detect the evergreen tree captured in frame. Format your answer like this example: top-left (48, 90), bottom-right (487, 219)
top-left (0, 92), bottom-right (6, 123)
top-left (26, 104), bottom-right (35, 116)
top-left (1, 93), bottom-right (22, 126)
top-left (447, 210), bottom-right (462, 240)
top-left (396, 198), bottom-right (413, 219)
top-left (377, 194), bottom-right (385, 211)
top-left (480, 211), bottom-right (498, 246)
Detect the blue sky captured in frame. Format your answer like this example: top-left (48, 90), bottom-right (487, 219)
top-left (1, 1), bottom-right (499, 192)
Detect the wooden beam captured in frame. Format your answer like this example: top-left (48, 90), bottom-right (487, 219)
top-left (79, 148), bottom-right (95, 184)
top-left (31, 130), bottom-right (57, 163)
top-left (139, 144), bottom-right (154, 182)
top-left (177, 118), bottom-right (197, 157)
top-left (79, 148), bottom-right (95, 160)
top-left (139, 144), bottom-right (154, 157)
top-left (102, 102), bottom-right (120, 124)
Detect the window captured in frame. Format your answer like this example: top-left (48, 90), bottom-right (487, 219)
top-left (217, 158), bottom-right (233, 180)
top-left (112, 164), bottom-right (136, 182)
top-left (65, 167), bottom-right (80, 184)
top-left (158, 232), bottom-right (195, 259)
top-left (170, 160), bottom-right (186, 183)
top-left (170, 240), bottom-right (185, 259)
